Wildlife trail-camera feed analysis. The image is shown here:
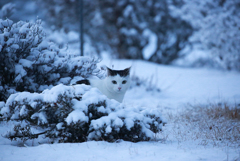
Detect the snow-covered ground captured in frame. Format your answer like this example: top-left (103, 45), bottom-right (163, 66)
top-left (0, 140), bottom-right (238, 161)
top-left (101, 59), bottom-right (240, 110)
top-left (1, 59), bottom-right (240, 161)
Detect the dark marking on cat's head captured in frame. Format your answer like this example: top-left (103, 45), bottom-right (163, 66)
top-left (107, 67), bottom-right (131, 77)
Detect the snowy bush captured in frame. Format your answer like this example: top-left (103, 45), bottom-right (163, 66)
top-left (177, 0), bottom-right (240, 71)
top-left (0, 84), bottom-right (165, 143)
top-left (0, 18), bottom-right (100, 102)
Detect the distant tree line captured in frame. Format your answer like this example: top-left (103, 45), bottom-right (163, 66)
top-left (33, 0), bottom-right (193, 64)
top-left (1, 0), bottom-right (240, 70)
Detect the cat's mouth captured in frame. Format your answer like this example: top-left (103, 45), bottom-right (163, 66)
top-left (116, 89), bottom-right (122, 93)
top-left (117, 87), bottom-right (122, 92)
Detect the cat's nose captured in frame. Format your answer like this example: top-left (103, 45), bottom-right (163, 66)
top-left (118, 87), bottom-right (121, 90)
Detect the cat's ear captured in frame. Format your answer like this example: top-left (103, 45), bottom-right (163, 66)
top-left (123, 66), bottom-right (131, 76)
top-left (106, 67), bottom-right (114, 76)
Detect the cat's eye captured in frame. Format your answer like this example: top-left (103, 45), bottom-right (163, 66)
top-left (122, 80), bottom-right (127, 84)
top-left (112, 80), bottom-right (117, 84)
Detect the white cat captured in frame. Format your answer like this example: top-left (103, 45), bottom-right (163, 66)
top-left (76, 67), bottom-right (131, 103)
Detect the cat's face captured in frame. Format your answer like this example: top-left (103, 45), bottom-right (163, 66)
top-left (105, 67), bottom-right (131, 94)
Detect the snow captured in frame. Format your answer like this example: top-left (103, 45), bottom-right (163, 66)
top-left (56, 122), bottom-right (64, 130)
top-left (42, 84), bottom-right (77, 102)
top-left (47, 30), bottom-right (79, 45)
top-left (120, 28), bottom-right (138, 36)
top-left (123, 5), bottom-right (133, 17)
top-left (142, 29), bottom-right (158, 60)
top-left (19, 105), bottom-right (27, 116)
top-left (0, 19), bottom-right (13, 28)
top-left (66, 110), bottom-right (89, 125)
top-left (10, 44), bottom-right (19, 49)
top-left (58, 77), bottom-right (71, 84)
top-left (31, 112), bottom-right (48, 125)
top-left (0, 102), bottom-right (5, 108)
top-left (19, 23), bottom-right (30, 34)
top-left (67, 31), bottom-right (79, 42)
top-left (19, 59), bottom-right (33, 68)
top-left (0, 140), bottom-right (238, 161)
top-left (38, 40), bottom-right (48, 50)
top-left (1, 59), bottom-right (240, 160)
top-left (14, 64), bottom-right (27, 82)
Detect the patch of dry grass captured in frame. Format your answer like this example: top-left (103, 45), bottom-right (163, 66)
top-left (161, 102), bottom-right (240, 147)
top-left (189, 102), bottom-right (240, 120)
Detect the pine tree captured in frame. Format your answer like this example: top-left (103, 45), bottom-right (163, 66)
top-left (0, 18), bottom-right (100, 101)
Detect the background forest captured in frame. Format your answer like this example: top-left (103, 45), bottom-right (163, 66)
top-left (1, 0), bottom-right (239, 69)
